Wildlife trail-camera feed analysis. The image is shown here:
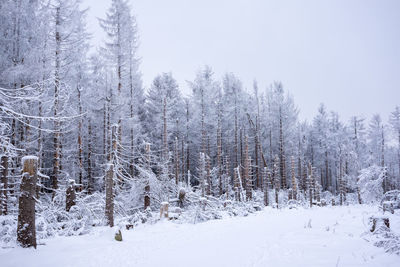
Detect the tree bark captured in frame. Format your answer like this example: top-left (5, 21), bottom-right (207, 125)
top-left (87, 120), bottom-right (93, 194)
top-left (52, 6), bottom-right (61, 200)
top-left (105, 163), bottom-right (114, 227)
top-left (17, 156), bottom-right (38, 248)
top-left (144, 143), bottom-right (151, 209)
top-left (66, 181), bottom-right (76, 212)
top-left (0, 156), bottom-right (8, 215)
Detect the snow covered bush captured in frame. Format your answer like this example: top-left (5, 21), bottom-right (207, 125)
top-left (0, 215), bottom-right (16, 247)
top-left (35, 191), bottom-right (106, 240)
top-left (357, 165), bottom-right (385, 203)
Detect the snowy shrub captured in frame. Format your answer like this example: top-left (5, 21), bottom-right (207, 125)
top-left (364, 215), bottom-right (400, 255)
top-left (358, 165), bottom-right (385, 203)
top-left (0, 215), bottom-right (16, 247)
top-left (35, 191), bottom-right (106, 240)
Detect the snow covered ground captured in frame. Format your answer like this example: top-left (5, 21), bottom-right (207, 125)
top-left (1, 205), bottom-right (399, 267)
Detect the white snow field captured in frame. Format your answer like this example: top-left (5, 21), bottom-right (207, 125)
top-left (1, 205), bottom-right (399, 267)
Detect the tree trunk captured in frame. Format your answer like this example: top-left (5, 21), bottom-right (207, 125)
top-left (66, 181), bottom-right (76, 212)
top-left (279, 107), bottom-right (286, 189)
top-left (174, 137), bottom-right (179, 185)
top-left (217, 111), bottom-right (222, 196)
top-left (77, 84), bottom-right (83, 191)
top-left (163, 97), bottom-right (168, 161)
top-left (105, 163), bottom-right (114, 227)
top-left (206, 155), bottom-right (211, 195)
top-left (87, 120), bottom-right (93, 194)
top-left (17, 156), bottom-right (38, 248)
top-left (234, 167), bottom-right (240, 201)
top-left (308, 163), bottom-right (313, 207)
top-left (103, 103), bottom-right (107, 160)
top-left (263, 167), bottom-right (269, 206)
top-left (234, 91), bottom-right (238, 171)
top-left (52, 6), bottom-right (61, 200)
top-left (291, 156), bottom-right (297, 200)
top-left (274, 156), bottom-right (280, 207)
top-left (0, 156), bottom-right (8, 215)
top-left (244, 136), bottom-right (252, 201)
top-left (185, 101), bottom-right (190, 186)
top-left (144, 143), bottom-right (151, 209)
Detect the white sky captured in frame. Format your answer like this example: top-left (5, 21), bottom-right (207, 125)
top-left (83, 0), bottom-right (400, 122)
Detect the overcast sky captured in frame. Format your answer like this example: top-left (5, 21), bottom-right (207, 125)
top-left (83, 0), bottom-right (400, 122)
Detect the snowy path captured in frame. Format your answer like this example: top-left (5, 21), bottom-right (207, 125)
top-left (1, 205), bottom-right (399, 267)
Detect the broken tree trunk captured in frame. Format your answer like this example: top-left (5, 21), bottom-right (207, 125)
top-left (17, 156), bottom-right (38, 248)
top-left (66, 180), bottom-right (76, 212)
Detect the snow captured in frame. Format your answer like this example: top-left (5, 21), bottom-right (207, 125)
top-left (21, 155), bottom-right (38, 165)
top-left (1, 205), bottom-right (399, 267)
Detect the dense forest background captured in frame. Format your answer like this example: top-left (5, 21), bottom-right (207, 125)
top-left (0, 0), bottom-right (399, 244)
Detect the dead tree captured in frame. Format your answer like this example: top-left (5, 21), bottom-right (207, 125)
top-left (308, 163), bottom-right (313, 207)
top-left (87, 120), bottom-right (93, 194)
top-left (185, 100), bottom-right (190, 186)
top-left (52, 6), bottom-right (62, 200)
top-left (105, 125), bottom-right (117, 227)
top-left (174, 137), bottom-right (179, 185)
top-left (302, 161), bottom-right (308, 197)
top-left (224, 155), bottom-right (230, 195)
top-left (163, 97), bottom-right (168, 161)
top-left (279, 106), bottom-right (287, 189)
top-left (273, 156), bottom-right (280, 207)
top-left (263, 167), bottom-right (270, 206)
top-left (217, 110), bottom-right (223, 196)
top-left (105, 163), bottom-right (114, 227)
top-left (206, 155), bottom-right (211, 195)
top-left (144, 143), bottom-right (151, 209)
top-left (338, 158), bottom-right (348, 205)
top-left (291, 156), bottom-right (297, 200)
top-left (315, 181), bottom-right (321, 203)
top-left (0, 156), bottom-right (8, 215)
top-left (246, 113), bottom-right (269, 170)
top-left (233, 167), bottom-right (243, 201)
top-left (199, 153), bottom-right (206, 197)
top-left (77, 83), bottom-right (83, 190)
top-left (244, 135), bottom-right (252, 201)
top-left (255, 116), bottom-right (260, 189)
top-left (17, 156), bottom-right (38, 248)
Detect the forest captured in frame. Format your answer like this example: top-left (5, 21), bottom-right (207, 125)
top-left (0, 0), bottom-right (399, 265)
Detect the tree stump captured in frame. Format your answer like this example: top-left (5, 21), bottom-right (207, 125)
top-left (114, 229), bottom-right (122, 241)
top-left (17, 156), bottom-right (38, 248)
top-left (160, 202), bottom-right (169, 219)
